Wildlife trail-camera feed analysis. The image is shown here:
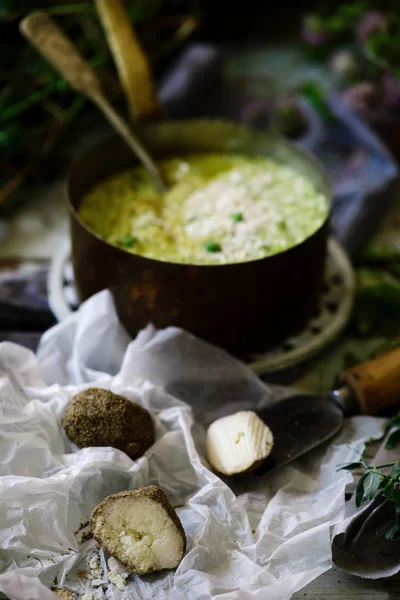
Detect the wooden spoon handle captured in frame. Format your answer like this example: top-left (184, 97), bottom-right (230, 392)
top-left (341, 346), bottom-right (400, 414)
top-left (20, 12), bottom-right (101, 96)
top-left (94, 0), bottom-right (161, 122)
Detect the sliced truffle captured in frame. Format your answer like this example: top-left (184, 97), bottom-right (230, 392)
top-left (62, 388), bottom-right (154, 459)
top-left (206, 410), bottom-right (274, 476)
top-left (90, 486), bottom-right (186, 575)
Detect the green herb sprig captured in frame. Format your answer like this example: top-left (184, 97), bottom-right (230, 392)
top-left (338, 457), bottom-right (400, 539)
top-left (384, 415), bottom-right (400, 449)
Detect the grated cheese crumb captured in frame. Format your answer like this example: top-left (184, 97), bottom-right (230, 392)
top-left (89, 556), bottom-right (99, 570)
top-left (107, 556), bottom-right (129, 590)
top-left (108, 570), bottom-right (128, 591)
top-left (91, 578), bottom-right (107, 587)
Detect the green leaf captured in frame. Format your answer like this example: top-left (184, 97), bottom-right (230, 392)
top-left (391, 463), bottom-right (400, 480)
top-left (396, 502), bottom-right (400, 528)
top-left (365, 436), bottom-right (376, 447)
top-left (386, 429), bottom-right (400, 450)
top-left (362, 471), bottom-right (381, 502)
top-left (204, 241), bottom-right (222, 253)
top-left (337, 2), bottom-right (368, 20)
top-left (326, 15), bottom-right (347, 33)
top-left (385, 523), bottom-right (400, 540)
top-left (356, 472), bottom-right (370, 507)
top-left (387, 416), bottom-right (400, 429)
top-left (389, 486), bottom-right (400, 503)
top-left (365, 31), bottom-right (390, 68)
top-left (394, 66), bottom-right (400, 82)
top-left (300, 83), bottom-right (336, 123)
top-left (337, 462), bottom-right (363, 471)
top-left (383, 479), bottom-right (395, 497)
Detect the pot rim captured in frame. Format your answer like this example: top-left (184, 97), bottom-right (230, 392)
top-left (66, 118), bottom-right (333, 269)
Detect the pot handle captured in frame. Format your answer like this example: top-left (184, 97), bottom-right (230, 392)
top-left (94, 0), bottom-right (161, 122)
top-left (341, 346), bottom-right (400, 414)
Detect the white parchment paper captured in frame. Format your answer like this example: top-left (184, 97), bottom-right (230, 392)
top-left (0, 290), bottom-right (386, 600)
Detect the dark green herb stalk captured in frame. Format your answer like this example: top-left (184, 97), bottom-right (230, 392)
top-left (338, 454), bottom-right (400, 539)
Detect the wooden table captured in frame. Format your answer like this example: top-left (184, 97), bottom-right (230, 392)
top-left (293, 566), bottom-right (400, 599)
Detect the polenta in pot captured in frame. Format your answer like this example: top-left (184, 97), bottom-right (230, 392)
top-left (78, 153), bottom-right (328, 265)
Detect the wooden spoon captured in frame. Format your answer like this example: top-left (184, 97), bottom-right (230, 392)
top-left (94, 0), bottom-right (161, 122)
top-left (20, 12), bottom-right (167, 193)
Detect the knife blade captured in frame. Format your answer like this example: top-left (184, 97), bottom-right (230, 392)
top-left (256, 346), bottom-right (400, 476)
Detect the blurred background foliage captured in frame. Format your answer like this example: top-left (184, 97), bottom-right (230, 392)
top-left (0, 0), bottom-right (199, 212)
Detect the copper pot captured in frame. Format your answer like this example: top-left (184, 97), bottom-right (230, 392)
top-left (67, 119), bottom-right (331, 359)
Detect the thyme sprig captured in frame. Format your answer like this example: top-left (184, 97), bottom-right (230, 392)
top-left (338, 457), bottom-right (400, 539)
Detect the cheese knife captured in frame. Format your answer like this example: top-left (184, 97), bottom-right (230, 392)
top-left (256, 346), bottom-right (400, 475)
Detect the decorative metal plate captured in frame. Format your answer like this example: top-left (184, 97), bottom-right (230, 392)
top-left (48, 237), bottom-right (355, 373)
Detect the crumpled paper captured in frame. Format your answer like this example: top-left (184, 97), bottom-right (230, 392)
top-left (0, 290), bottom-right (386, 600)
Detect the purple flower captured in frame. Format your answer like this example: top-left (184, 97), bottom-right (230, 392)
top-left (301, 15), bottom-right (329, 46)
top-left (342, 82), bottom-right (379, 119)
top-left (329, 50), bottom-right (358, 78)
top-left (357, 10), bottom-right (387, 44)
top-left (382, 71), bottom-right (400, 110)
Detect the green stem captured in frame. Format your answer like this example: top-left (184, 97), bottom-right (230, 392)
top-left (3, 87), bottom-right (55, 119)
top-left (373, 462), bottom-right (398, 469)
top-left (47, 4), bottom-right (94, 16)
top-left (87, 54), bottom-right (109, 70)
top-left (65, 95), bottom-right (86, 121)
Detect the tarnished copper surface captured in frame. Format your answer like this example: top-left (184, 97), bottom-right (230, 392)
top-left (67, 120), bottom-right (331, 358)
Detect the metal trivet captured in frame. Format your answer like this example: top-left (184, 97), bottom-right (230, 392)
top-left (48, 237), bottom-right (355, 373)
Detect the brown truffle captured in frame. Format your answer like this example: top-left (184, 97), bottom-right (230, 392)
top-left (90, 486), bottom-right (186, 575)
top-left (62, 388), bottom-right (154, 459)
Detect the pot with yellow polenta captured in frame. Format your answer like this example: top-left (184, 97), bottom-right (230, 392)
top-left (67, 120), bottom-right (331, 358)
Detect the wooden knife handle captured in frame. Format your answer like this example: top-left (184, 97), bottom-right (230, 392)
top-left (20, 12), bottom-right (100, 96)
top-left (341, 346), bottom-right (400, 414)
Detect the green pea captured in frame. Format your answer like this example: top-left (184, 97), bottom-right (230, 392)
top-left (204, 241), bottom-right (222, 253)
top-left (119, 236), bottom-right (138, 248)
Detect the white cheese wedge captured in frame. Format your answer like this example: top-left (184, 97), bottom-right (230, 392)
top-left (206, 410), bottom-right (274, 475)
